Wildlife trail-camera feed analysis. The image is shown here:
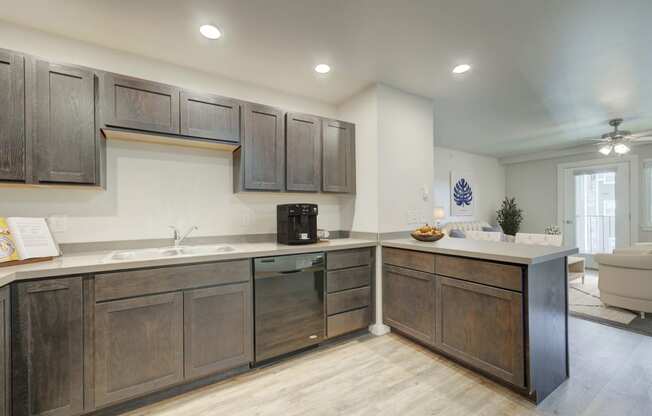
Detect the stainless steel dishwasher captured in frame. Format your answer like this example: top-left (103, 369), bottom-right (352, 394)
top-left (254, 252), bottom-right (325, 363)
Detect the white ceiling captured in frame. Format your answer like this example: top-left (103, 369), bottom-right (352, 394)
top-left (1, 0), bottom-right (652, 157)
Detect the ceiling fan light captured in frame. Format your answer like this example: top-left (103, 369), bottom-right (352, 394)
top-left (599, 144), bottom-right (613, 155)
top-left (613, 143), bottom-right (630, 154)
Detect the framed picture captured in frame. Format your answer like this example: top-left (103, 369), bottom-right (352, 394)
top-left (451, 171), bottom-right (474, 216)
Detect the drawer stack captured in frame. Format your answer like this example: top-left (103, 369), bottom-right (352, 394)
top-left (326, 248), bottom-right (372, 337)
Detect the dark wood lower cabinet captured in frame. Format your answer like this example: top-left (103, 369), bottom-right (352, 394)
top-left (0, 287), bottom-right (9, 416)
top-left (12, 277), bottom-right (84, 416)
top-left (7, 250), bottom-right (370, 415)
top-left (94, 292), bottom-right (184, 408)
top-left (184, 283), bottom-right (253, 379)
top-left (436, 276), bottom-right (525, 388)
top-left (382, 264), bottom-right (436, 346)
top-left (382, 247), bottom-right (568, 403)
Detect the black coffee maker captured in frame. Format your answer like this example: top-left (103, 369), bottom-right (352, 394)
top-left (277, 204), bottom-right (318, 245)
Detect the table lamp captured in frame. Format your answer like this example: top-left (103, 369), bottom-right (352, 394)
top-left (433, 207), bottom-right (446, 228)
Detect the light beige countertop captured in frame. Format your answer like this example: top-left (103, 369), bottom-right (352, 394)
top-left (381, 238), bottom-right (578, 265)
top-left (0, 238), bottom-right (377, 287)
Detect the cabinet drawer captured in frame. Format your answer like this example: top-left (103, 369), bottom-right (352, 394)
top-left (95, 260), bottom-right (251, 302)
top-left (382, 247), bottom-right (435, 274)
top-left (327, 307), bottom-right (370, 338)
top-left (327, 266), bottom-right (370, 293)
top-left (327, 287), bottom-right (370, 315)
top-left (435, 255), bottom-right (522, 292)
top-left (327, 248), bottom-right (371, 270)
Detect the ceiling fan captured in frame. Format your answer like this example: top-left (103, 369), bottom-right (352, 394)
top-left (594, 118), bottom-right (652, 155)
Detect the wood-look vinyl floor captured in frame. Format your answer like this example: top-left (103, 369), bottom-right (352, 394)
top-left (124, 317), bottom-right (652, 416)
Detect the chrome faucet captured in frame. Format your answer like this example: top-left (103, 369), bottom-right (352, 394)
top-left (169, 225), bottom-right (198, 247)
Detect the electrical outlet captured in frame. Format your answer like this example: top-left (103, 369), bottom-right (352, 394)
top-left (241, 213), bottom-right (251, 227)
top-left (47, 215), bottom-right (68, 233)
top-left (406, 209), bottom-right (418, 225)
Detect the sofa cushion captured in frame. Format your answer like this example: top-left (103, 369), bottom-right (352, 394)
top-left (449, 229), bottom-right (466, 238)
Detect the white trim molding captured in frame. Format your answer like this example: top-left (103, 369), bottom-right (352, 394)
top-left (643, 158), bottom-right (652, 230)
top-left (556, 155), bottom-right (640, 247)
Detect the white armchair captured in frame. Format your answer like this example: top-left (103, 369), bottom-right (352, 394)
top-left (595, 246), bottom-right (652, 318)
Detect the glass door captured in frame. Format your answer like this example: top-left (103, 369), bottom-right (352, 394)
top-left (563, 163), bottom-right (630, 268)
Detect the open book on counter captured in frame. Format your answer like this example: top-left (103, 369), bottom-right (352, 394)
top-left (0, 217), bottom-right (60, 264)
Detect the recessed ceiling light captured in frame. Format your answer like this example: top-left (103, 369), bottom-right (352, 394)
top-left (314, 64), bottom-right (331, 74)
top-left (452, 64), bottom-right (471, 74)
top-left (199, 24), bottom-right (222, 40)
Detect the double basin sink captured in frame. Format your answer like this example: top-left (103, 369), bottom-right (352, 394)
top-left (104, 245), bottom-right (235, 262)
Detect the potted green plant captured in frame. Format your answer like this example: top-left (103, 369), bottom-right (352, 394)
top-left (496, 197), bottom-right (523, 236)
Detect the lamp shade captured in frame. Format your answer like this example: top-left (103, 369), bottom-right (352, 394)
top-left (433, 207), bottom-right (446, 220)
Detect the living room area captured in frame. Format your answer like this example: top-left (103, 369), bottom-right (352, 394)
top-left (432, 140), bottom-right (652, 336)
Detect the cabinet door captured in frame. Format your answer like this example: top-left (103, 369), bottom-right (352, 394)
top-left (184, 283), bottom-right (252, 379)
top-left (180, 91), bottom-right (240, 142)
top-left (242, 102), bottom-right (285, 190)
top-left (322, 119), bottom-right (355, 193)
top-left (285, 113), bottom-right (320, 192)
top-left (102, 73), bottom-right (180, 134)
top-left (94, 292), bottom-right (183, 407)
top-left (436, 276), bottom-right (525, 387)
top-left (0, 287), bottom-right (9, 416)
top-left (34, 61), bottom-right (96, 184)
top-left (0, 50), bottom-right (25, 182)
top-left (382, 264), bottom-right (436, 346)
top-left (12, 278), bottom-right (83, 416)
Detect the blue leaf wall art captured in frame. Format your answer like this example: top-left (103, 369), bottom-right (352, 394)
top-left (450, 171), bottom-right (475, 216)
top-left (453, 178), bottom-right (473, 207)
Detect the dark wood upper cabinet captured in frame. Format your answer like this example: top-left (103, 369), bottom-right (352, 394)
top-left (180, 91), bottom-right (240, 143)
top-left (94, 292), bottom-right (183, 407)
top-left (436, 276), bottom-right (525, 388)
top-left (33, 60), bottom-right (96, 184)
top-left (0, 287), bottom-right (9, 416)
top-left (382, 264), bottom-right (436, 346)
top-left (285, 113), bottom-right (321, 192)
top-left (184, 283), bottom-right (252, 380)
top-left (0, 50), bottom-right (26, 182)
top-left (12, 277), bottom-right (84, 416)
top-left (102, 73), bottom-right (180, 135)
top-left (322, 119), bottom-right (355, 193)
top-left (234, 102), bottom-right (285, 191)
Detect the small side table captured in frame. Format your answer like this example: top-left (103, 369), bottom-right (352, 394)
top-left (568, 256), bottom-right (585, 284)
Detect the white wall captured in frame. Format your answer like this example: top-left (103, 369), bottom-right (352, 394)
top-left (433, 146), bottom-right (505, 224)
top-left (0, 23), bottom-right (349, 243)
top-left (337, 86), bottom-right (379, 233)
top-left (505, 144), bottom-right (652, 242)
top-left (377, 85), bottom-right (434, 233)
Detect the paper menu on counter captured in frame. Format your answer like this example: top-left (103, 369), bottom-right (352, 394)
top-left (0, 217), bottom-right (60, 262)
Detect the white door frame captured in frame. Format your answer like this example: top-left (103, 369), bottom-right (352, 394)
top-left (556, 155), bottom-right (639, 249)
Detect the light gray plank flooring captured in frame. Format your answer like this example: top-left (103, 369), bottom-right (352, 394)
top-left (123, 317), bottom-right (651, 416)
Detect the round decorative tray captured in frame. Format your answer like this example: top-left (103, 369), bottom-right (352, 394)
top-left (410, 232), bottom-right (445, 242)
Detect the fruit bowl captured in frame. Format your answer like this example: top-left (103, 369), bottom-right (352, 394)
top-left (410, 231), bottom-right (445, 242)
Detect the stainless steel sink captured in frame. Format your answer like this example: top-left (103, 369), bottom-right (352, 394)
top-left (104, 245), bottom-right (235, 262)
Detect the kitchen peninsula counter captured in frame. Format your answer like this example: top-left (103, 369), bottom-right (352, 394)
top-left (380, 237), bottom-right (578, 403)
